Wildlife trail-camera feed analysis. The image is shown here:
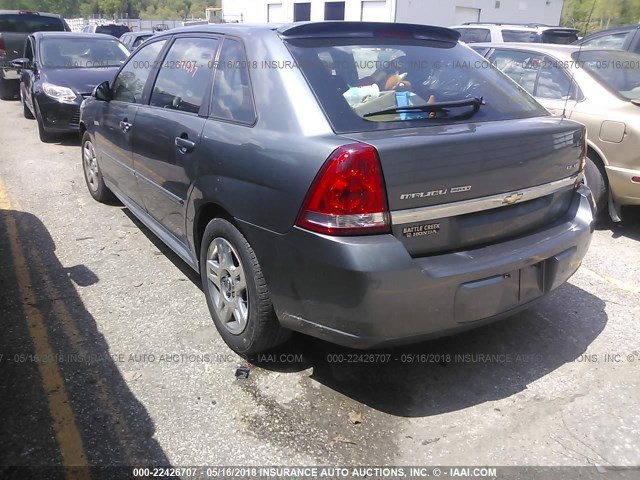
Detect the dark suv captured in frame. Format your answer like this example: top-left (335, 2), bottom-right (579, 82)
top-left (81, 24), bottom-right (130, 38)
top-left (0, 10), bottom-right (70, 99)
top-left (79, 22), bottom-right (595, 355)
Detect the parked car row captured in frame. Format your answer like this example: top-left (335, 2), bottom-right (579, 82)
top-left (1, 17), bottom-right (599, 357)
top-left (1, 10), bottom-right (159, 142)
top-left (452, 22), bottom-right (580, 44)
top-left (454, 21), bottom-right (640, 56)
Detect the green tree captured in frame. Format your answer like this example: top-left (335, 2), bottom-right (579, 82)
top-left (562, 0), bottom-right (640, 34)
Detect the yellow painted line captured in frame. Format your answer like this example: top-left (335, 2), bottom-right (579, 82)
top-left (580, 266), bottom-right (639, 295)
top-left (0, 178), bottom-right (89, 479)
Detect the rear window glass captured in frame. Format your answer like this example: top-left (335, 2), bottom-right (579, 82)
top-left (285, 38), bottom-right (548, 133)
top-left (0, 14), bottom-right (66, 33)
top-left (95, 25), bottom-right (130, 37)
top-left (502, 29), bottom-right (578, 44)
top-left (540, 31), bottom-right (579, 44)
top-left (502, 30), bottom-right (540, 43)
top-left (455, 28), bottom-right (491, 43)
top-left (581, 32), bottom-right (629, 49)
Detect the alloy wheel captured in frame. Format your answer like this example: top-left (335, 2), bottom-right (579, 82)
top-left (205, 237), bottom-right (249, 335)
top-left (83, 140), bottom-right (99, 192)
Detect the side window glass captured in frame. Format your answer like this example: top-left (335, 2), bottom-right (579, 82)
top-left (210, 38), bottom-right (256, 124)
top-left (149, 37), bottom-right (218, 114)
top-left (583, 32), bottom-right (628, 49)
top-left (535, 57), bottom-right (575, 100)
top-left (488, 50), bottom-right (543, 95)
top-left (112, 40), bottom-right (166, 104)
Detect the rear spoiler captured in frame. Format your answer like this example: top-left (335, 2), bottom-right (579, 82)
top-left (541, 28), bottom-right (579, 34)
top-left (278, 21), bottom-right (460, 42)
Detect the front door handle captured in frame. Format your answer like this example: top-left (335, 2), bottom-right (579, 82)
top-left (119, 120), bottom-right (132, 132)
top-left (175, 136), bottom-right (195, 153)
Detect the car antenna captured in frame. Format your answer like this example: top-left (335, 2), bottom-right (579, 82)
top-left (562, 0), bottom-right (597, 119)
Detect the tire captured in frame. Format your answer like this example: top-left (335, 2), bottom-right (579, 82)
top-left (200, 218), bottom-right (290, 356)
top-left (21, 86), bottom-right (34, 119)
top-left (584, 152), bottom-right (608, 219)
top-left (81, 131), bottom-right (115, 203)
top-left (34, 98), bottom-right (55, 143)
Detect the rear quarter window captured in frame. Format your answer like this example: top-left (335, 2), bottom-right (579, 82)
top-left (286, 38), bottom-right (548, 133)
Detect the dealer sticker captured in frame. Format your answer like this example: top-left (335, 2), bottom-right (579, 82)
top-left (402, 222), bottom-right (441, 238)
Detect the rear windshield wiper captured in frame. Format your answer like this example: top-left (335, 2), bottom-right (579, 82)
top-left (363, 97), bottom-right (484, 120)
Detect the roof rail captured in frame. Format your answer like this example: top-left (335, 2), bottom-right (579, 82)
top-left (461, 22), bottom-right (553, 27)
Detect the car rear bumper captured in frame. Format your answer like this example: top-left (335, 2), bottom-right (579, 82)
top-left (240, 185), bottom-right (595, 349)
top-left (606, 165), bottom-right (640, 206)
top-left (37, 96), bottom-right (81, 133)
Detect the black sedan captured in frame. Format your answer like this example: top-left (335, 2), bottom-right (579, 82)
top-left (13, 32), bottom-right (129, 142)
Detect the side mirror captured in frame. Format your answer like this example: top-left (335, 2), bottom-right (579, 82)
top-left (92, 81), bottom-right (112, 102)
top-left (11, 58), bottom-right (31, 71)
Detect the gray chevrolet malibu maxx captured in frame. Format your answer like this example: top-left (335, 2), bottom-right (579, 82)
top-left (79, 22), bottom-right (595, 355)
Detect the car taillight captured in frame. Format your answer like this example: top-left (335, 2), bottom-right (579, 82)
top-left (574, 126), bottom-right (587, 187)
top-left (579, 127), bottom-right (587, 174)
top-left (0, 37), bottom-right (5, 56)
top-left (296, 143), bottom-right (390, 236)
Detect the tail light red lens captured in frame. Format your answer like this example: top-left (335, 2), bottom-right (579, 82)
top-left (575, 126), bottom-right (587, 187)
top-left (0, 37), bottom-right (5, 56)
top-left (579, 127), bottom-right (587, 173)
top-left (296, 143), bottom-right (390, 235)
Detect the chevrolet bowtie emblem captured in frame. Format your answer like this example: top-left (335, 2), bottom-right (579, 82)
top-left (503, 192), bottom-right (524, 205)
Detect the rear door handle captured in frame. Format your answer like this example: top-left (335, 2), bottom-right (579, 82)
top-left (175, 136), bottom-right (195, 153)
top-left (119, 120), bottom-right (132, 132)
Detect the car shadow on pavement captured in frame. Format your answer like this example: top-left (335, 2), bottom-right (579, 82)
top-left (598, 207), bottom-right (640, 241)
top-left (121, 209), bottom-right (202, 286)
top-left (0, 209), bottom-right (172, 478)
top-left (254, 282), bottom-right (607, 418)
top-left (49, 133), bottom-right (82, 147)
